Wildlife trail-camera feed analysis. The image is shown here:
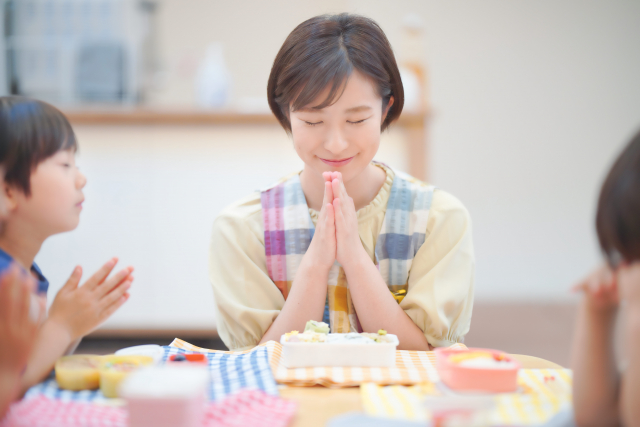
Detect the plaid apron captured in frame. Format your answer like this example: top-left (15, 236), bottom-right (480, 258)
top-left (261, 164), bottom-right (435, 333)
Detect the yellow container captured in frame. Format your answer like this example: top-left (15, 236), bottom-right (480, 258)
top-left (99, 355), bottom-right (154, 398)
top-left (55, 355), bottom-right (104, 391)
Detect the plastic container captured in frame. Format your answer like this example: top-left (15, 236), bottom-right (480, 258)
top-left (55, 355), bottom-right (104, 391)
top-left (99, 355), bottom-right (154, 398)
top-left (435, 347), bottom-right (520, 393)
top-left (280, 333), bottom-right (399, 368)
top-left (120, 365), bottom-right (209, 427)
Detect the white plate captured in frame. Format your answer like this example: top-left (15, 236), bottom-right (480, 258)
top-left (115, 344), bottom-right (165, 364)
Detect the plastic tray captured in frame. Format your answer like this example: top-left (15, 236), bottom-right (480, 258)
top-left (280, 334), bottom-right (399, 368)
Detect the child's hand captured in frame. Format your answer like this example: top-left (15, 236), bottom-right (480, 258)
top-left (329, 172), bottom-right (366, 267)
top-left (47, 258), bottom-right (133, 341)
top-left (572, 265), bottom-right (619, 314)
top-left (305, 177), bottom-right (336, 271)
top-left (0, 265), bottom-right (44, 379)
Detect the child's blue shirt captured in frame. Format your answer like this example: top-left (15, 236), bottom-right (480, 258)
top-left (0, 248), bottom-right (49, 296)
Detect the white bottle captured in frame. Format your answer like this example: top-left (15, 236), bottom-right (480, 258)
top-left (195, 42), bottom-right (231, 108)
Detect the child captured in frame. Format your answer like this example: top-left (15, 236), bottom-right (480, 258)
top-left (0, 96), bottom-right (134, 393)
top-left (571, 129), bottom-right (640, 426)
top-left (209, 14), bottom-right (475, 351)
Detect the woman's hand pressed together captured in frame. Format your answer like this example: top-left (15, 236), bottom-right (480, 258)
top-left (327, 172), bottom-right (369, 268)
top-left (258, 180), bottom-right (336, 343)
top-left (305, 175), bottom-right (337, 271)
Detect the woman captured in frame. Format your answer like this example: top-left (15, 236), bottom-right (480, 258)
top-left (209, 13), bottom-right (474, 351)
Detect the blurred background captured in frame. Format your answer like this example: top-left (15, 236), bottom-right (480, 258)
top-left (3, 0), bottom-right (639, 365)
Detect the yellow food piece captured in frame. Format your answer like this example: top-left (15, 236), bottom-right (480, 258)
top-left (284, 331), bottom-right (299, 340)
top-left (55, 355), bottom-right (104, 391)
top-left (377, 329), bottom-right (387, 335)
top-left (99, 355), bottom-right (154, 398)
top-left (448, 351), bottom-right (494, 364)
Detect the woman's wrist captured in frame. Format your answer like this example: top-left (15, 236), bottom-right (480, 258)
top-left (341, 246), bottom-right (374, 276)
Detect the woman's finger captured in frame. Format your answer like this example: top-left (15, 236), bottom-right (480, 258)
top-left (332, 178), bottom-right (343, 201)
top-left (83, 258), bottom-right (118, 290)
top-left (325, 202), bottom-right (335, 230)
top-left (322, 181), bottom-right (332, 207)
top-left (95, 267), bottom-right (134, 299)
top-left (333, 198), bottom-right (346, 232)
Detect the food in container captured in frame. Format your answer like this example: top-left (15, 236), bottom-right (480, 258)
top-left (55, 355), bottom-right (103, 390)
top-left (435, 348), bottom-right (520, 393)
top-left (99, 355), bottom-right (154, 398)
top-left (281, 321), bottom-right (399, 368)
top-left (120, 365), bottom-right (209, 427)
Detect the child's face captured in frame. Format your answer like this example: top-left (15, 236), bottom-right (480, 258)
top-left (289, 71), bottom-right (393, 184)
top-left (11, 150), bottom-right (86, 236)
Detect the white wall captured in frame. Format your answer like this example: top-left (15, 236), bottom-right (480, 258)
top-left (35, 0), bottom-right (640, 331)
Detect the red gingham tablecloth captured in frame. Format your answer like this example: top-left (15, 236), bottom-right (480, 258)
top-left (1, 389), bottom-right (297, 427)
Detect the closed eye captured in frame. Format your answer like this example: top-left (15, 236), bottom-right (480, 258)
top-left (347, 116), bottom-right (372, 125)
top-left (305, 121), bottom-right (322, 127)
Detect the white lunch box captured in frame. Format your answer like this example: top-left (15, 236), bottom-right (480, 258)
top-left (280, 333), bottom-right (399, 368)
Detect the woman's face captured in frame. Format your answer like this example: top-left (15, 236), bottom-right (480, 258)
top-left (290, 71), bottom-right (393, 184)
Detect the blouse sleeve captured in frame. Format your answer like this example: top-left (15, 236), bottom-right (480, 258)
top-left (208, 197), bottom-right (285, 350)
top-left (400, 189), bottom-right (475, 347)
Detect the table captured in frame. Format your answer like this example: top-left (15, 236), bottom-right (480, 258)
top-left (280, 354), bottom-right (564, 427)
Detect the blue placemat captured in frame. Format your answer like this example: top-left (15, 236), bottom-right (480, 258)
top-left (25, 345), bottom-right (279, 403)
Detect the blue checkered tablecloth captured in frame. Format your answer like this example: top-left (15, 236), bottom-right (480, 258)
top-left (24, 345), bottom-right (279, 403)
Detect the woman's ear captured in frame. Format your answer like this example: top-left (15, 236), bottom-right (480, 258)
top-left (381, 96), bottom-right (395, 124)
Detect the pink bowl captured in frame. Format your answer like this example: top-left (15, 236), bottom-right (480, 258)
top-left (435, 347), bottom-right (520, 393)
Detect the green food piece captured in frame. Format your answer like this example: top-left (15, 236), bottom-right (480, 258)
top-left (304, 320), bottom-right (330, 334)
top-left (378, 329), bottom-right (387, 335)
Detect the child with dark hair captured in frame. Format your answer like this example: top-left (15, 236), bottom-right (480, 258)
top-left (572, 128), bottom-right (640, 427)
top-left (0, 96), bottom-right (134, 394)
top-left (209, 14), bottom-right (474, 351)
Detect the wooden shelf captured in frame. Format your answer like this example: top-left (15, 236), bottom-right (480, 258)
top-left (65, 109), bottom-right (428, 127)
top-left (65, 108), bottom-right (430, 180)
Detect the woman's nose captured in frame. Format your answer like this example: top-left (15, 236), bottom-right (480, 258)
top-left (324, 127), bottom-right (348, 155)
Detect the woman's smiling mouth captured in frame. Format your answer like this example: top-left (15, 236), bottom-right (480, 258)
top-left (319, 156), bottom-right (355, 167)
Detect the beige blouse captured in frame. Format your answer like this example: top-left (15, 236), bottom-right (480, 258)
top-left (209, 165), bottom-right (475, 351)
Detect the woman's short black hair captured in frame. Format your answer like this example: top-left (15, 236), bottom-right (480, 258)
top-left (596, 128), bottom-right (640, 265)
top-left (267, 13), bottom-right (404, 133)
top-left (0, 96), bottom-right (77, 196)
